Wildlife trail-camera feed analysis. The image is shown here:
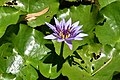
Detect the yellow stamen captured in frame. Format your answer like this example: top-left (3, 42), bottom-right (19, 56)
top-left (59, 32), bottom-right (64, 39)
top-left (59, 31), bottom-right (70, 39)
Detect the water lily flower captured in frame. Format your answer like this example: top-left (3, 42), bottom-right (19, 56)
top-left (44, 17), bottom-right (88, 50)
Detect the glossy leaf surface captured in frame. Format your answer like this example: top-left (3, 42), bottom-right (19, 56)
top-left (0, 7), bottom-right (22, 38)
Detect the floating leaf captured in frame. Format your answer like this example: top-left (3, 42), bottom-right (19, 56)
top-left (0, 73), bottom-right (16, 80)
top-left (98, 0), bottom-right (119, 9)
top-left (27, 0), bottom-right (59, 27)
top-left (92, 47), bottom-right (120, 80)
top-left (14, 24), bottom-right (50, 59)
top-left (0, 43), bottom-right (14, 73)
top-left (0, 24), bottom-right (19, 45)
top-left (0, 0), bottom-right (11, 6)
top-left (62, 61), bottom-right (91, 80)
top-left (39, 52), bottom-right (63, 79)
top-left (39, 61), bottom-right (61, 79)
top-left (16, 0), bottom-right (59, 27)
top-left (18, 65), bottom-right (38, 80)
top-left (95, 1), bottom-right (120, 46)
top-left (53, 39), bottom-right (88, 59)
top-left (0, 7), bottom-right (22, 38)
top-left (57, 4), bottom-right (98, 32)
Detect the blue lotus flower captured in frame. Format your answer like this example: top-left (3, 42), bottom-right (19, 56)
top-left (44, 17), bottom-right (88, 50)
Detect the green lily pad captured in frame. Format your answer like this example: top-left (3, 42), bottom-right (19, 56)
top-left (0, 0), bottom-right (11, 6)
top-left (62, 61), bottom-right (91, 80)
top-left (57, 4), bottom-right (98, 32)
top-left (18, 65), bottom-right (38, 80)
top-left (92, 47), bottom-right (120, 80)
top-left (95, 1), bottom-right (120, 46)
top-left (98, 0), bottom-right (119, 9)
top-left (16, 0), bottom-right (59, 27)
top-left (0, 7), bottom-right (22, 38)
top-left (0, 73), bottom-right (16, 80)
top-left (0, 43), bottom-right (15, 73)
top-left (39, 61), bottom-right (61, 79)
top-left (14, 24), bottom-right (50, 59)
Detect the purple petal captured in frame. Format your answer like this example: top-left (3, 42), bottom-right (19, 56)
top-left (73, 30), bottom-right (83, 35)
top-left (60, 18), bottom-right (65, 29)
top-left (72, 21), bottom-right (79, 28)
top-left (75, 25), bottom-right (82, 30)
top-left (72, 26), bottom-right (82, 32)
top-left (65, 40), bottom-right (72, 50)
top-left (74, 37), bottom-right (83, 40)
top-left (66, 38), bottom-right (74, 40)
top-left (53, 33), bottom-right (59, 37)
top-left (76, 33), bottom-right (88, 38)
top-left (65, 18), bottom-right (71, 30)
top-left (45, 22), bottom-right (56, 31)
top-left (57, 38), bottom-right (64, 42)
top-left (44, 34), bottom-right (56, 39)
top-left (54, 17), bottom-right (60, 27)
top-left (71, 25), bottom-right (82, 32)
top-left (71, 26), bottom-right (83, 36)
top-left (66, 37), bottom-right (83, 40)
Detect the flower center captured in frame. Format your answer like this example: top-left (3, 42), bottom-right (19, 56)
top-left (59, 29), bottom-right (70, 39)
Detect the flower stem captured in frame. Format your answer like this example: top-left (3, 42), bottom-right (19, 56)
top-left (60, 42), bottom-right (64, 56)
